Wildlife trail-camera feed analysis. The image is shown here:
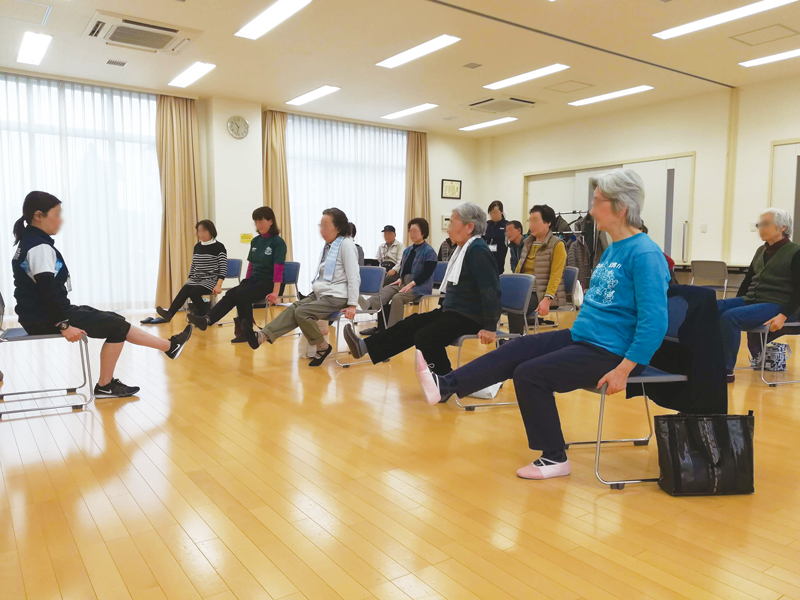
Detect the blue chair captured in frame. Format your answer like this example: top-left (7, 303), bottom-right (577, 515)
top-left (567, 295), bottom-right (689, 490)
top-left (743, 318), bottom-right (800, 387)
top-left (449, 274), bottom-right (536, 410)
top-left (0, 292), bottom-right (94, 417)
top-left (263, 261), bottom-right (301, 325)
top-left (411, 261), bottom-right (450, 315)
top-left (214, 258), bottom-right (243, 326)
top-left (528, 266), bottom-right (579, 332)
top-left (332, 266), bottom-right (386, 368)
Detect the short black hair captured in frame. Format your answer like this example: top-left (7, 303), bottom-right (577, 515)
top-left (530, 204), bottom-right (556, 226)
top-left (488, 200), bottom-right (504, 214)
top-left (507, 220), bottom-right (523, 232)
top-left (349, 222), bottom-right (357, 238)
top-left (252, 206), bottom-right (280, 235)
top-left (322, 207), bottom-right (350, 237)
top-left (195, 219), bottom-right (218, 239)
top-left (407, 217), bottom-right (430, 239)
top-left (640, 222), bottom-right (649, 234)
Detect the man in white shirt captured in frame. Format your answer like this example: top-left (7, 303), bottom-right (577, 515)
top-left (377, 225), bottom-right (404, 284)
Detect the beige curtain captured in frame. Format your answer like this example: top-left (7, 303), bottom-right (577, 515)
top-left (154, 95), bottom-right (203, 307)
top-left (263, 110), bottom-right (293, 259)
top-left (404, 131), bottom-right (431, 245)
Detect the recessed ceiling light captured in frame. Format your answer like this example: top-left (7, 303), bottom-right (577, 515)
top-left (286, 85), bottom-right (340, 106)
top-left (235, 0), bottom-right (312, 40)
top-left (381, 103), bottom-right (438, 120)
top-left (653, 0), bottom-right (798, 40)
top-left (568, 85), bottom-right (653, 106)
top-left (168, 62), bottom-right (216, 88)
top-left (17, 31), bottom-right (52, 65)
top-left (459, 117), bottom-right (518, 131)
top-left (377, 34), bottom-right (460, 69)
top-left (484, 63), bottom-right (570, 90)
top-left (740, 47), bottom-right (800, 66)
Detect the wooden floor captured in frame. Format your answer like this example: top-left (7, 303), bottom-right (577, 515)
top-left (1, 309), bottom-right (800, 600)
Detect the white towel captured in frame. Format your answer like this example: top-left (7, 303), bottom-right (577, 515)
top-left (439, 235), bottom-right (479, 294)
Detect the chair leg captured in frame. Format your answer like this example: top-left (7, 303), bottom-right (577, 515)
top-left (334, 313), bottom-right (382, 368)
top-left (591, 388), bottom-right (659, 490)
top-left (0, 336), bottom-right (94, 417)
top-left (453, 341), bottom-right (519, 411)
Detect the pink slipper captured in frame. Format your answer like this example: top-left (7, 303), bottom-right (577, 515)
top-left (516, 458), bottom-right (571, 480)
top-left (415, 350), bottom-right (442, 406)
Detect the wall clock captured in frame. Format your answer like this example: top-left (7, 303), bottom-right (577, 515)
top-left (227, 116), bottom-right (249, 139)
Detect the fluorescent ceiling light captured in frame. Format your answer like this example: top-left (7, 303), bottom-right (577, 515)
top-left (740, 47), bottom-right (800, 66)
top-left (17, 32), bottom-right (52, 65)
top-left (381, 103), bottom-right (438, 120)
top-left (235, 0), bottom-right (312, 40)
top-left (654, 0), bottom-right (798, 40)
top-left (459, 117), bottom-right (518, 131)
top-left (569, 85), bottom-right (653, 106)
top-left (169, 62), bottom-right (216, 88)
top-left (484, 63), bottom-right (570, 90)
top-left (377, 34), bottom-right (460, 68)
top-left (286, 85), bottom-right (340, 105)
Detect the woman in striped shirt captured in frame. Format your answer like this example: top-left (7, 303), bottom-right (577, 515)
top-left (152, 220), bottom-right (227, 322)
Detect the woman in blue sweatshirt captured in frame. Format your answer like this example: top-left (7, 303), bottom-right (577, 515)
top-left (415, 170), bottom-right (670, 481)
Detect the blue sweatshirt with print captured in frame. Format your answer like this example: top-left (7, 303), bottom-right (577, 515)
top-left (570, 232), bottom-right (669, 365)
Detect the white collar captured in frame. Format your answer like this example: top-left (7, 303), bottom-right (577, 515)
top-left (201, 239), bottom-right (216, 245)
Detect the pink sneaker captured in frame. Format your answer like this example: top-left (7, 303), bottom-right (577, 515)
top-left (415, 350), bottom-right (442, 406)
top-left (516, 458), bottom-right (571, 480)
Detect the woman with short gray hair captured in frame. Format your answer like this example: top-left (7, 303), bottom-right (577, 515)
top-left (415, 171), bottom-right (671, 481)
top-left (718, 207), bottom-right (800, 382)
top-left (342, 203), bottom-right (501, 375)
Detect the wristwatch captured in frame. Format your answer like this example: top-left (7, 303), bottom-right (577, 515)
top-left (55, 320), bottom-right (70, 331)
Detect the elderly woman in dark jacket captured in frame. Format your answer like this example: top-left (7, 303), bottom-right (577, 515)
top-left (343, 203), bottom-right (501, 376)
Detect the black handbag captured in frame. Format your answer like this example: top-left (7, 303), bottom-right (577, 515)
top-left (654, 411), bottom-right (755, 496)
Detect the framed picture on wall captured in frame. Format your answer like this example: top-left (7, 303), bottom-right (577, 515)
top-left (441, 179), bottom-right (462, 199)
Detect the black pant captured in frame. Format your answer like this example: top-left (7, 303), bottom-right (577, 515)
top-left (22, 305), bottom-right (131, 343)
top-left (364, 309), bottom-right (482, 375)
top-left (167, 284), bottom-right (211, 317)
top-left (444, 329), bottom-right (643, 452)
top-left (508, 291), bottom-right (538, 335)
top-left (206, 279), bottom-right (273, 325)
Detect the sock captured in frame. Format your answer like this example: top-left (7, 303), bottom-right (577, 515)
top-left (540, 449), bottom-right (568, 463)
top-left (436, 372), bottom-right (458, 400)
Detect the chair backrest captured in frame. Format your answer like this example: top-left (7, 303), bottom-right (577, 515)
top-left (359, 266), bottom-right (386, 295)
top-left (227, 258), bottom-right (243, 279)
top-left (364, 258), bottom-right (380, 267)
top-left (433, 261), bottom-right (448, 285)
top-left (562, 266), bottom-right (579, 296)
top-left (0, 291), bottom-right (4, 331)
top-left (499, 274), bottom-right (536, 315)
top-left (666, 295), bottom-right (689, 340)
top-left (282, 261), bottom-right (300, 284)
top-left (691, 260), bottom-right (728, 281)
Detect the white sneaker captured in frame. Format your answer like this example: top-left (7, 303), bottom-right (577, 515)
top-left (415, 350), bottom-right (443, 405)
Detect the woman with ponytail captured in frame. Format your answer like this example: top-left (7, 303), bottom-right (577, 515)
top-left (11, 191), bottom-right (194, 398)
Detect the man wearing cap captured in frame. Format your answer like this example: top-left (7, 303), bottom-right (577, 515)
top-left (377, 225), bottom-right (405, 284)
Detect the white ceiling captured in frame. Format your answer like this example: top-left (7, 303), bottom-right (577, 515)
top-left (1, 0), bottom-right (800, 137)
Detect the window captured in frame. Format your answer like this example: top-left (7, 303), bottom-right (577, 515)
top-left (286, 113), bottom-right (407, 291)
top-left (0, 72), bottom-right (161, 317)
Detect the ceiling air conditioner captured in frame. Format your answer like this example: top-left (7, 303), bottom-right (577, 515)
top-left (82, 11), bottom-right (201, 53)
top-left (469, 97), bottom-right (536, 114)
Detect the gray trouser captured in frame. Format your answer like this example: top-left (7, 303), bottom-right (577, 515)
top-left (368, 275), bottom-right (417, 327)
top-left (262, 293), bottom-right (348, 345)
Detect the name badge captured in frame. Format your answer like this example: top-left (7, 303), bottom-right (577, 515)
top-left (489, 244), bottom-right (498, 252)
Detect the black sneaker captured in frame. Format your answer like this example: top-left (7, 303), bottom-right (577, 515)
top-left (186, 312), bottom-right (209, 331)
top-left (166, 325), bottom-right (193, 360)
top-left (155, 306), bottom-right (173, 322)
top-left (94, 378), bottom-right (140, 398)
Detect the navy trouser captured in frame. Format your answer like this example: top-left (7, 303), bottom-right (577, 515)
top-left (717, 297), bottom-right (781, 371)
top-left (445, 329), bottom-right (642, 452)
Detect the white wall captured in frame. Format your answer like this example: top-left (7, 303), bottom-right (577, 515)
top-left (476, 90), bottom-right (732, 262)
top-left (427, 133), bottom-right (481, 250)
top-left (731, 77), bottom-right (800, 264)
top-left (200, 97), bottom-right (264, 263)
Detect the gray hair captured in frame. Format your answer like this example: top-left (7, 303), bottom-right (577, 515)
top-left (590, 169), bottom-right (645, 228)
top-left (761, 208), bottom-right (793, 238)
top-left (451, 202), bottom-right (488, 236)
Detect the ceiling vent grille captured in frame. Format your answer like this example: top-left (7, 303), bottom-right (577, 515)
top-left (82, 11), bottom-right (200, 53)
top-left (106, 59), bottom-right (127, 67)
top-left (469, 97), bottom-right (536, 114)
